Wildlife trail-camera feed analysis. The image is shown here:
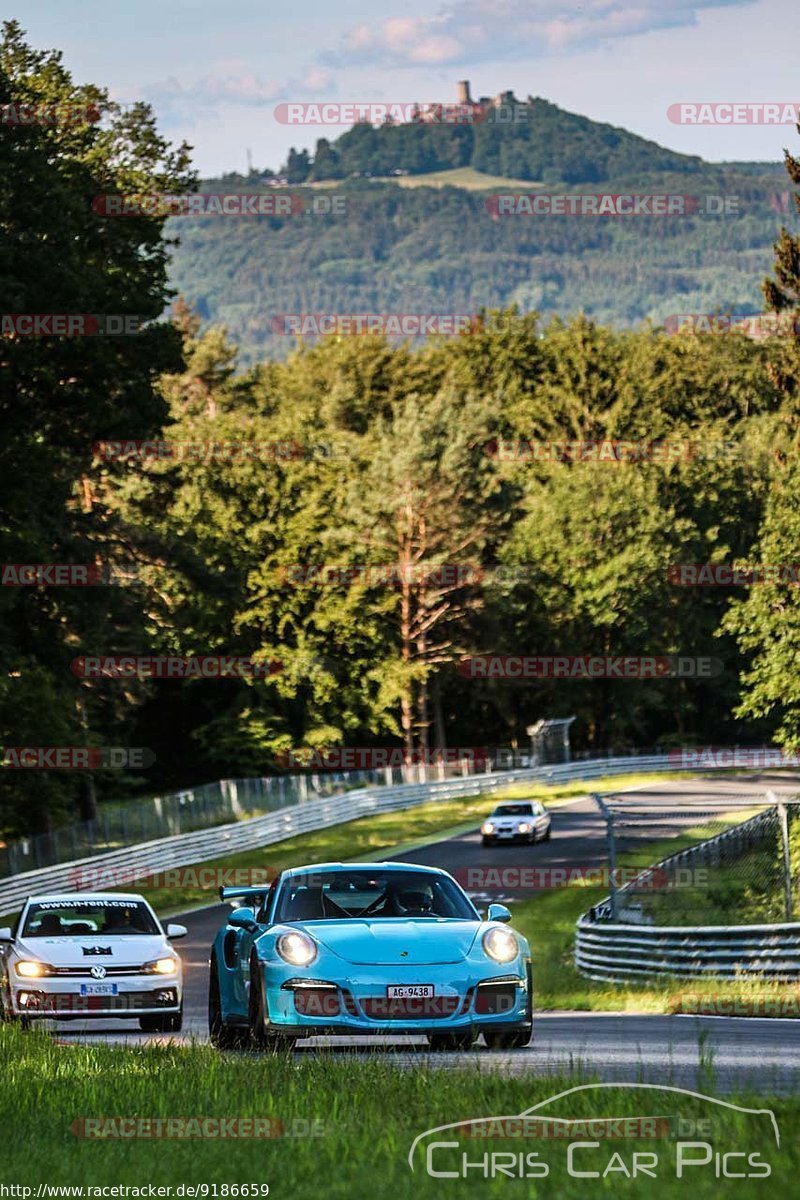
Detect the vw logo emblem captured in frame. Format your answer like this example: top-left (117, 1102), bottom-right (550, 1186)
top-left (90, 965), bottom-right (107, 980)
top-left (400, 951), bottom-right (408, 958)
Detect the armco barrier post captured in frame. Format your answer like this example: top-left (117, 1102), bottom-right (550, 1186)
top-left (591, 792), bottom-right (618, 920)
top-left (773, 793), bottom-right (794, 922)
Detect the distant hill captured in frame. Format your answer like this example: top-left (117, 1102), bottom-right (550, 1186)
top-left (277, 94), bottom-right (708, 185)
top-left (168, 96), bottom-right (791, 364)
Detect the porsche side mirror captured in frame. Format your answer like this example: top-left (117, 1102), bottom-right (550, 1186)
top-left (487, 903), bottom-right (512, 924)
top-left (229, 907), bottom-right (258, 932)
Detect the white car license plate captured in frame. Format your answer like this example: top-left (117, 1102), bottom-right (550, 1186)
top-left (79, 983), bottom-right (118, 996)
top-left (386, 985), bottom-right (434, 999)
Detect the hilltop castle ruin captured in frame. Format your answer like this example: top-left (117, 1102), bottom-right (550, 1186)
top-left (456, 81), bottom-right (517, 110)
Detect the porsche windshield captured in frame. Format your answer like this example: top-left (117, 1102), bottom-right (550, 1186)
top-left (22, 900), bottom-right (160, 937)
top-left (276, 870), bottom-right (476, 922)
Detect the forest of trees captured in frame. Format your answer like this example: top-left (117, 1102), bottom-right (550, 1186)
top-left (170, 167), bottom-right (788, 365)
top-left (2, 22), bottom-right (800, 842)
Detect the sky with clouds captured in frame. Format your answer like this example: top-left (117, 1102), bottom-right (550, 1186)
top-left (13, 0), bottom-right (800, 176)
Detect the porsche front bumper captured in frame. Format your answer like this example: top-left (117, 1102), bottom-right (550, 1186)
top-left (261, 963), bottom-right (532, 1035)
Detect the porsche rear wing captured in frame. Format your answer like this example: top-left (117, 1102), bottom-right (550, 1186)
top-left (219, 885), bottom-right (270, 904)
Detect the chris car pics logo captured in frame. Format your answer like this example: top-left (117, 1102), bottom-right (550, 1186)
top-left (408, 1084), bottom-right (779, 1181)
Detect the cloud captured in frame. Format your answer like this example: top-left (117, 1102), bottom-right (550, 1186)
top-left (320, 0), bottom-right (756, 68)
top-left (135, 60), bottom-right (333, 129)
top-left (301, 67), bottom-right (334, 91)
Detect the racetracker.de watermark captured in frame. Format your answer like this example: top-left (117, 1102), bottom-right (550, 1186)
top-left (1, 101), bottom-right (101, 125)
top-left (271, 313), bottom-right (476, 337)
top-left (486, 439), bottom-right (739, 463)
top-left (665, 313), bottom-right (800, 336)
top-left (458, 1117), bottom-right (672, 1139)
top-left (2, 747), bottom-right (154, 769)
top-left (71, 1117), bottom-right (325, 1139)
top-left (93, 440), bottom-right (340, 462)
top-left (667, 102), bottom-right (800, 124)
top-left (454, 867), bottom-right (707, 891)
top-left (668, 746), bottom-right (800, 768)
top-left (69, 655), bottom-right (282, 679)
top-left (457, 655), bottom-right (723, 680)
top-left (0, 314), bottom-right (145, 337)
top-left (670, 992), bottom-right (800, 1016)
top-left (273, 101), bottom-right (527, 125)
top-left (92, 193), bottom-right (345, 217)
top-left (668, 563), bottom-right (800, 586)
top-left (1, 564), bottom-right (136, 586)
top-left (68, 866), bottom-right (276, 890)
top-left (275, 746), bottom-right (488, 770)
top-left (277, 563), bottom-right (482, 587)
top-left (486, 194), bottom-right (737, 217)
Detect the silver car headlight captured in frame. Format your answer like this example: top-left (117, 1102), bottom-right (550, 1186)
top-left (276, 931), bottom-right (317, 967)
top-left (481, 821), bottom-right (495, 834)
top-left (517, 822), bottom-right (532, 834)
top-left (483, 927), bottom-right (518, 964)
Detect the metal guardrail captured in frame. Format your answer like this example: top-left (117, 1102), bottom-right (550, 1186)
top-left (576, 796), bottom-right (800, 982)
top-left (0, 752), bottom-right (695, 918)
top-left (576, 921), bottom-right (800, 981)
top-left (0, 745), bottom-right (675, 878)
top-left (0, 768), bottom-right (407, 878)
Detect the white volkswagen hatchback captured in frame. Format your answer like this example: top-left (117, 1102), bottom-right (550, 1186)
top-left (481, 801), bottom-right (551, 847)
top-left (0, 893), bottom-right (185, 1031)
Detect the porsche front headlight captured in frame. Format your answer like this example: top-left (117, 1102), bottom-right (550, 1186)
top-left (483, 927), bottom-right (518, 964)
top-left (276, 931), bottom-right (317, 967)
top-left (15, 960), bottom-right (53, 979)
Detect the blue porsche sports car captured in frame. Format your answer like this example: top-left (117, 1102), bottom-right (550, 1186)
top-left (208, 861), bottom-right (532, 1050)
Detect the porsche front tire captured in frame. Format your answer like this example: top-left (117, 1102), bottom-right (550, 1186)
top-left (483, 1027), bottom-right (532, 1050)
top-left (427, 1029), bottom-right (477, 1051)
top-left (249, 956), bottom-right (295, 1052)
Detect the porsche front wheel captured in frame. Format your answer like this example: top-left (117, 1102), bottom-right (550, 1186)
top-left (483, 1027), bottom-right (532, 1050)
top-left (427, 1029), bottom-right (477, 1051)
top-left (249, 957), bottom-right (295, 1052)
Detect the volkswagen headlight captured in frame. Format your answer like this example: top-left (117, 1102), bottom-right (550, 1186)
top-left (276, 931), bottom-right (317, 967)
top-left (483, 927), bottom-right (518, 964)
top-left (15, 960), bottom-right (53, 978)
top-left (144, 957), bottom-right (178, 975)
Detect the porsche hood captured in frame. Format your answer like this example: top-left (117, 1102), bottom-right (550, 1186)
top-left (293, 919), bottom-right (482, 966)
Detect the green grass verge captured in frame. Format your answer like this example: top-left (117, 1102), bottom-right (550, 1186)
top-left (1, 1024), bottom-right (797, 1195)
